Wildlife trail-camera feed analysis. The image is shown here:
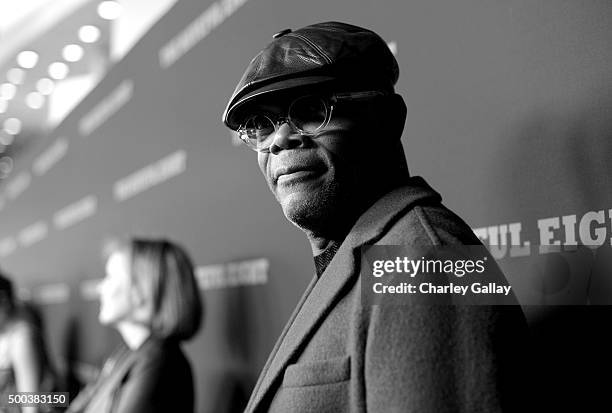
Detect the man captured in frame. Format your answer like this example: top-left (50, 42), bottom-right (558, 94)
top-left (223, 22), bottom-right (532, 413)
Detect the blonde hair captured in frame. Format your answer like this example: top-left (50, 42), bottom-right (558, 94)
top-left (106, 238), bottom-right (203, 341)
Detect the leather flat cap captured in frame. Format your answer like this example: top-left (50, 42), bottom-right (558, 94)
top-left (222, 21), bottom-right (399, 130)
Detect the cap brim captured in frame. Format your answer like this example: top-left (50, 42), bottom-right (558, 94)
top-left (223, 75), bottom-right (336, 130)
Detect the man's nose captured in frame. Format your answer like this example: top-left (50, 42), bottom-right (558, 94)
top-left (269, 122), bottom-right (306, 155)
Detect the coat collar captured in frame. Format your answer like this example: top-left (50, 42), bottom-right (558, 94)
top-left (247, 176), bottom-right (441, 412)
top-left (344, 176), bottom-right (441, 247)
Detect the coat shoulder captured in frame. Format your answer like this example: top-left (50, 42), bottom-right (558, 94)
top-left (379, 200), bottom-right (482, 246)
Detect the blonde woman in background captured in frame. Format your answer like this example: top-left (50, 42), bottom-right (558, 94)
top-left (67, 238), bottom-right (203, 413)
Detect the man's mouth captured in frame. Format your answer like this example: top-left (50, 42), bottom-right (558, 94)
top-left (273, 165), bottom-right (325, 184)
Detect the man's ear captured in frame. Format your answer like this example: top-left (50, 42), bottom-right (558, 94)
top-left (369, 93), bottom-right (407, 142)
top-left (386, 93), bottom-right (407, 140)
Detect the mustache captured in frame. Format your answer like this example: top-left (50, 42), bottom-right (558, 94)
top-left (269, 151), bottom-right (327, 182)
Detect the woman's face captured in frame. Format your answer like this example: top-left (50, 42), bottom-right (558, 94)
top-left (98, 251), bottom-right (133, 326)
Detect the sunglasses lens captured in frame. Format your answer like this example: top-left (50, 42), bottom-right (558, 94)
top-left (240, 115), bottom-right (275, 149)
top-left (289, 96), bottom-right (328, 133)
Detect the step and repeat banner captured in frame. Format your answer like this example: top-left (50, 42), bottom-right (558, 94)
top-left (0, 0), bottom-right (611, 411)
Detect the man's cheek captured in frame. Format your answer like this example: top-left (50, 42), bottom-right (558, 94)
top-left (257, 154), bottom-right (276, 192)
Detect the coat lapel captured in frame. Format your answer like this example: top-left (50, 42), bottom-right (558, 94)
top-left (83, 345), bottom-right (139, 413)
top-left (248, 177), bottom-right (441, 412)
top-left (85, 339), bottom-right (162, 413)
top-left (244, 274), bottom-right (319, 412)
top-left (247, 241), bottom-right (360, 412)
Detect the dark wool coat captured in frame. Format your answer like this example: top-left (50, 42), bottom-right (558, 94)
top-left (245, 177), bottom-right (532, 413)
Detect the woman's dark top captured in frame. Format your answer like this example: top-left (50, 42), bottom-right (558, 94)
top-left (68, 338), bottom-right (195, 413)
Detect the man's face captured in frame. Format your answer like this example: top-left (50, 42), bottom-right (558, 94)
top-left (253, 92), bottom-right (372, 232)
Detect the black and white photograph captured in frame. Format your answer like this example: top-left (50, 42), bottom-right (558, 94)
top-left (0, 1), bottom-right (611, 412)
